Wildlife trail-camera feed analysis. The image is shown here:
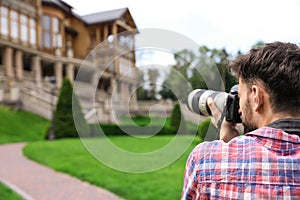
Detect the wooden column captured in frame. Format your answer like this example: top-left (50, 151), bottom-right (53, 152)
top-left (96, 28), bottom-right (100, 42)
top-left (112, 22), bottom-right (119, 75)
top-left (103, 24), bottom-right (108, 39)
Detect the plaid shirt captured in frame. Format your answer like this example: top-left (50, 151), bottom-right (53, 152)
top-left (182, 121), bottom-right (300, 200)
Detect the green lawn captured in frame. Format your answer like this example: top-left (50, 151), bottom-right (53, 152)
top-left (0, 105), bottom-right (49, 198)
top-left (0, 105), bottom-right (49, 144)
top-left (0, 105), bottom-right (201, 199)
top-left (0, 182), bottom-right (23, 200)
top-left (24, 136), bottom-right (200, 200)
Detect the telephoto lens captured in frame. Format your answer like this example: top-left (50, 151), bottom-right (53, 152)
top-left (187, 85), bottom-right (241, 123)
top-left (187, 89), bottom-right (229, 116)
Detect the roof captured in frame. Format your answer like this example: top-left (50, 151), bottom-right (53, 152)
top-left (42, 0), bottom-right (72, 13)
top-left (81, 8), bottom-right (128, 25)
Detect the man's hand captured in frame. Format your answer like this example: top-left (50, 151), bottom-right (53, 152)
top-left (207, 97), bottom-right (240, 142)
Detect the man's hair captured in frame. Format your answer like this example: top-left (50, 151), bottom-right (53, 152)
top-left (229, 41), bottom-right (300, 115)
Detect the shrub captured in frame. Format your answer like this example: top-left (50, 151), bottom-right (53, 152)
top-left (90, 124), bottom-right (177, 136)
top-left (197, 118), bottom-right (211, 140)
top-left (46, 78), bottom-right (90, 139)
top-left (169, 103), bottom-right (187, 134)
top-left (131, 114), bottom-right (151, 126)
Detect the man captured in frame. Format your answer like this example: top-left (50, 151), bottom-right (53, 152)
top-left (181, 42), bottom-right (300, 199)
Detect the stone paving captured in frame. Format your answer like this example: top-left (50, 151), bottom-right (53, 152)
top-left (0, 143), bottom-right (122, 200)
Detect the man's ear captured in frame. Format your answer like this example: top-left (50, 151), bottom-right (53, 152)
top-left (251, 85), bottom-right (264, 112)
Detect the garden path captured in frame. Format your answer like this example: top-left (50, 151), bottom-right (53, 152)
top-left (0, 143), bottom-right (122, 200)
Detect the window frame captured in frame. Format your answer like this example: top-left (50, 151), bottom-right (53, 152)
top-left (29, 17), bottom-right (37, 46)
top-left (0, 6), bottom-right (9, 36)
top-left (10, 10), bottom-right (19, 40)
top-left (20, 14), bottom-right (29, 43)
top-left (42, 14), bottom-right (62, 49)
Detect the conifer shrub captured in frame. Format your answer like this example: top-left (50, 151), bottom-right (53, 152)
top-left (197, 118), bottom-right (211, 140)
top-left (46, 78), bottom-right (90, 139)
top-left (169, 103), bottom-right (187, 133)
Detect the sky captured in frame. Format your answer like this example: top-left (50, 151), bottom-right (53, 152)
top-left (64, 0), bottom-right (300, 55)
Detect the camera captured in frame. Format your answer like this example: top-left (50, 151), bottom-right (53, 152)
top-left (187, 85), bottom-right (242, 123)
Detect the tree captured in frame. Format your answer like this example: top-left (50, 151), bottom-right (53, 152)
top-left (159, 50), bottom-right (196, 102)
top-left (159, 45), bottom-right (244, 102)
top-left (159, 79), bottom-right (177, 100)
top-left (47, 78), bottom-right (90, 139)
top-left (189, 67), bottom-right (207, 90)
top-left (252, 40), bottom-right (265, 49)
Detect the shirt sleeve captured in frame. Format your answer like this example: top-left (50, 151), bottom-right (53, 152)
top-left (181, 147), bottom-right (198, 200)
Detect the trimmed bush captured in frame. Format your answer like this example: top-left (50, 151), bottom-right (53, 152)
top-left (197, 118), bottom-right (211, 140)
top-left (90, 124), bottom-right (178, 136)
top-left (46, 78), bottom-right (90, 139)
top-left (169, 103), bottom-right (187, 133)
top-left (131, 114), bottom-right (151, 127)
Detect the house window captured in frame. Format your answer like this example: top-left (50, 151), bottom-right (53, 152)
top-left (20, 14), bottom-right (28, 43)
top-left (0, 6), bottom-right (9, 36)
top-left (10, 10), bottom-right (19, 40)
top-left (52, 17), bottom-right (62, 48)
top-left (42, 15), bottom-right (51, 48)
top-left (42, 14), bottom-right (62, 49)
top-left (29, 18), bottom-right (36, 45)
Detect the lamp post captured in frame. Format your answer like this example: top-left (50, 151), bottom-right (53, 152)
top-left (48, 76), bottom-right (56, 140)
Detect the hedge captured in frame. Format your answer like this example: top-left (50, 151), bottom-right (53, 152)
top-left (89, 124), bottom-right (193, 137)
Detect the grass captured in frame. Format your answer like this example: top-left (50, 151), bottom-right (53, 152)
top-left (0, 105), bottom-right (49, 198)
top-left (0, 105), bottom-right (49, 144)
top-left (0, 182), bottom-right (23, 200)
top-left (24, 136), bottom-right (201, 200)
top-left (0, 105), bottom-right (201, 199)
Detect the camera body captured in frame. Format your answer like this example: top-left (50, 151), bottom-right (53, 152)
top-left (187, 85), bottom-right (242, 123)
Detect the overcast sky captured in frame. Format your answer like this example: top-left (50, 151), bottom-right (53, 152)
top-left (64, 0), bottom-right (300, 54)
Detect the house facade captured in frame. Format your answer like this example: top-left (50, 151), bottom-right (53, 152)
top-left (0, 0), bottom-right (138, 122)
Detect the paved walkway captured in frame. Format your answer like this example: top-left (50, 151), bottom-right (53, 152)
top-left (0, 143), bottom-right (122, 200)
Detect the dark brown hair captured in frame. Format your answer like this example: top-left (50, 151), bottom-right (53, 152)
top-left (229, 42), bottom-right (300, 115)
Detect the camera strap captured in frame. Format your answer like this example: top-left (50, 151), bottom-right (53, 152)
top-left (217, 109), bottom-right (226, 138)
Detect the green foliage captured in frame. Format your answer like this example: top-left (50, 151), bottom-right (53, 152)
top-left (251, 40), bottom-right (265, 49)
top-left (48, 78), bottom-right (90, 139)
top-left (169, 103), bottom-right (187, 133)
top-left (24, 136), bottom-right (201, 200)
top-left (159, 46), bottom-right (240, 100)
top-left (189, 68), bottom-right (208, 90)
top-left (136, 85), bottom-right (149, 100)
top-left (197, 118), bottom-right (211, 139)
top-left (0, 105), bottom-right (48, 144)
top-left (159, 80), bottom-right (177, 100)
top-left (131, 114), bottom-right (151, 126)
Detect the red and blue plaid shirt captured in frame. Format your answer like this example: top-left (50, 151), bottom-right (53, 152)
top-left (182, 123), bottom-right (300, 199)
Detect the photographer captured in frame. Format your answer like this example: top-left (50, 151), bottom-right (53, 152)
top-left (181, 42), bottom-right (300, 199)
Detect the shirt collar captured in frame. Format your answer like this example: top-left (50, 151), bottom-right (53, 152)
top-left (245, 118), bottom-right (300, 143)
top-left (267, 118), bottom-right (300, 136)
